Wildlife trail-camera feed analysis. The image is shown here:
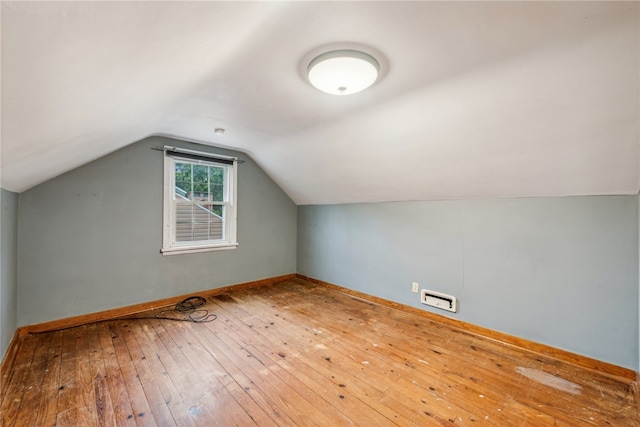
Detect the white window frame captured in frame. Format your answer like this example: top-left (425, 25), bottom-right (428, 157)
top-left (161, 147), bottom-right (238, 255)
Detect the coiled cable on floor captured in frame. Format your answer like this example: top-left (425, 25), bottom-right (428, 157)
top-left (149, 296), bottom-right (217, 323)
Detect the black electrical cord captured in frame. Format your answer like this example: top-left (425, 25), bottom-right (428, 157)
top-left (144, 296), bottom-right (217, 323)
top-left (29, 296), bottom-right (217, 334)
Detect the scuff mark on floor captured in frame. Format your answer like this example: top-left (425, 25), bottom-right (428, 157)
top-left (516, 367), bottom-right (582, 395)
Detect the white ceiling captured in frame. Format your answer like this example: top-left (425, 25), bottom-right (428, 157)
top-left (2, 1), bottom-right (638, 204)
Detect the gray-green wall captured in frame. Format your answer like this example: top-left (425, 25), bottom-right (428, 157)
top-left (297, 196), bottom-right (639, 369)
top-left (1, 189), bottom-right (19, 359)
top-left (17, 136), bottom-right (297, 326)
top-left (4, 136), bottom-right (640, 371)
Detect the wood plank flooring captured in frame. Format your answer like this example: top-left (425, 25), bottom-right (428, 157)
top-left (1, 278), bottom-right (638, 426)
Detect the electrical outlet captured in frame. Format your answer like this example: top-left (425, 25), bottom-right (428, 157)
top-left (412, 282), bottom-right (419, 293)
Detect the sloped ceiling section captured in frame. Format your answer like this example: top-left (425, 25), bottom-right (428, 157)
top-left (2, 1), bottom-right (638, 204)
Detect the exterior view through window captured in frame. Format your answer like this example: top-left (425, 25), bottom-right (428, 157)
top-left (162, 149), bottom-right (237, 255)
top-left (174, 160), bottom-right (226, 242)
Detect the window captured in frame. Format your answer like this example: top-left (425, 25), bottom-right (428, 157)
top-left (162, 147), bottom-right (237, 255)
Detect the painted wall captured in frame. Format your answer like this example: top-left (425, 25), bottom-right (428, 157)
top-left (298, 196), bottom-right (639, 369)
top-left (17, 136), bottom-right (297, 326)
top-left (1, 189), bottom-right (19, 359)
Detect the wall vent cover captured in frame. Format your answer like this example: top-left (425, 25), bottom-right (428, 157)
top-left (421, 289), bottom-right (457, 313)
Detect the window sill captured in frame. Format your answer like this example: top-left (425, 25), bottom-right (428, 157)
top-left (161, 243), bottom-right (238, 256)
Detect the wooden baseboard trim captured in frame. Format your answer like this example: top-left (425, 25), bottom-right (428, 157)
top-left (635, 379), bottom-right (640, 419)
top-left (20, 273), bottom-right (297, 335)
top-left (1, 328), bottom-right (21, 398)
top-left (297, 274), bottom-right (637, 382)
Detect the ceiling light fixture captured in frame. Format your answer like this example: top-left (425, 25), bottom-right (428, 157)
top-left (307, 49), bottom-right (380, 95)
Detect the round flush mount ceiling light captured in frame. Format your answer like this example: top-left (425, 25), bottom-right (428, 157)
top-left (307, 49), bottom-right (380, 95)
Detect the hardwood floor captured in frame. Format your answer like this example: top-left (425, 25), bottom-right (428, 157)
top-left (1, 278), bottom-right (638, 426)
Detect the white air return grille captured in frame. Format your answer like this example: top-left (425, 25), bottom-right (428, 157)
top-left (421, 289), bottom-right (457, 313)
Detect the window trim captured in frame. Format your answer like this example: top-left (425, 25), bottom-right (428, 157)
top-left (161, 148), bottom-right (238, 256)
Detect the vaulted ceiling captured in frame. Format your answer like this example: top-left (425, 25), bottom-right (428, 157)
top-left (2, 1), bottom-right (638, 204)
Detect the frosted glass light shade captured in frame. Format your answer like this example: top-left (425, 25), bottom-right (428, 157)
top-left (307, 50), bottom-right (380, 95)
